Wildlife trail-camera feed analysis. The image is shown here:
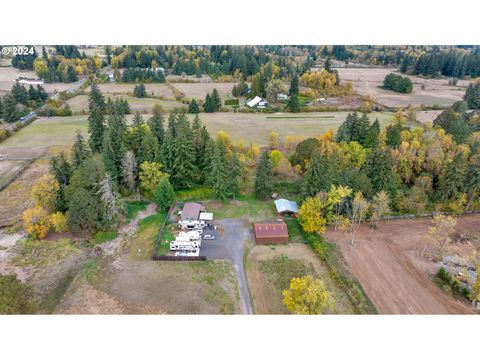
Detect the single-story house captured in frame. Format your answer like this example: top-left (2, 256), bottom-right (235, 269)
top-left (274, 199), bottom-right (298, 216)
top-left (180, 202), bottom-right (206, 221)
top-left (246, 96), bottom-right (269, 109)
top-left (253, 220), bottom-right (289, 245)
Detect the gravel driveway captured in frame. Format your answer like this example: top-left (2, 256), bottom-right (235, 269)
top-left (200, 219), bottom-right (253, 314)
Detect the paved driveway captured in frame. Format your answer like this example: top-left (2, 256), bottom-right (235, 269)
top-left (200, 219), bottom-right (253, 314)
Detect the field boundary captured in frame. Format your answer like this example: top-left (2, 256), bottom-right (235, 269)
top-left (151, 206), bottom-right (173, 259)
top-left (152, 255), bottom-right (206, 261)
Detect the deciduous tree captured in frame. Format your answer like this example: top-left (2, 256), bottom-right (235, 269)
top-left (282, 276), bottom-right (336, 314)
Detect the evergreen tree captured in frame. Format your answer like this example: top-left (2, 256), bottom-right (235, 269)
top-left (385, 123), bottom-right (405, 148)
top-left (211, 89), bottom-right (222, 111)
top-left (0, 97), bottom-right (3, 119)
top-left (2, 95), bottom-right (18, 122)
top-left (128, 111), bottom-right (146, 164)
top-left (463, 82), bottom-right (480, 109)
top-left (439, 152), bottom-right (467, 201)
top-left (154, 177), bottom-right (175, 211)
top-left (49, 152), bottom-right (71, 212)
top-left (169, 114), bottom-right (198, 189)
top-left (255, 150), bottom-right (274, 199)
top-left (302, 150), bottom-right (333, 198)
top-left (103, 112), bottom-right (127, 181)
top-left (289, 74), bottom-right (299, 97)
top-left (466, 154), bottom-right (480, 208)
top-left (335, 112), bottom-right (371, 146)
top-left (133, 83), bottom-right (147, 98)
top-left (188, 98), bottom-right (200, 114)
top-left (365, 147), bottom-right (398, 198)
top-left (42, 46), bottom-right (48, 61)
top-left (87, 84), bottom-right (106, 152)
top-left (204, 93), bottom-right (215, 113)
top-left (287, 94), bottom-right (301, 113)
top-left (70, 130), bottom-right (90, 169)
top-left (364, 119), bottom-right (380, 149)
top-left (208, 143), bottom-right (229, 201)
top-left (227, 150), bottom-right (241, 200)
top-left (251, 72), bottom-right (266, 98)
top-left (148, 105), bottom-right (164, 146)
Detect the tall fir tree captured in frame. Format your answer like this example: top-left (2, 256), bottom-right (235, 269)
top-left (87, 84), bottom-right (106, 152)
top-left (204, 93), bottom-right (215, 113)
top-left (227, 150), bottom-right (241, 199)
top-left (71, 130), bottom-right (91, 169)
top-left (439, 152), bottom-right (467, 201)
top-left (148, 105), bottom-right (164, 146)
top-left (102, 112), bottom-right (126, 182)
top-left (365, 147), bottom-right (398, 198)
top-left (255, 150), bottom-right (274, 199)
top-left (211, 89), bottom-right (222, 111)
top-left (208, 143), bottom-right (229, 201)
top-left (302, 150), bottom-right (333, 198)
top-left (289, 74), bottom-right (299, 97)
top-left (188, 98), bottom-right (200, 114)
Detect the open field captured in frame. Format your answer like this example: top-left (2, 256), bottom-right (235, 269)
top-left (166, 74), bottom-right (213, 83)
top-left (189, 111), bottom-right (394, 145)
top-left (86, 83), bottom-right (174, 98)
top-left (326, 216), bottom-right (478, 314)
top-left (173, 82), bottom-right (237, 100)
top-left (0, 160), bottom-right (29, 190)
top-left (67, 94), bottom-right (182, 114)
top-left (0, 67), bottom-right (73, 95)
top-left (246, 244), bottom-right (355, 314)
top-left (337, 68), bottom-right (471, 108)
top-left (0, 116), bottom-right (87, 152)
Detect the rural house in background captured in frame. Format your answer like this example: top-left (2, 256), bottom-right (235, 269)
top-left (274, 198), bottom-right (298, 217)
top-left (246, 96), bottom-right (269, 109)
top-left (253, 220), bottom-right (289, 244)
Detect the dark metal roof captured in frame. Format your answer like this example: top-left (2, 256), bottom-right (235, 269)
top-left (181, 202), bottom-right (203, 220)
top-left (253, 221), bottom-right (288, 238)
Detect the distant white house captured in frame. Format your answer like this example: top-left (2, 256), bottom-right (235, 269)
top-left (277, 93), bottom-right (289, 101)
top-left (17, 78), bottom-right (44, 85)
top-left (108, 74), bottom-right (115, 82)
top-left (247, 96), bottom-right (269, 109)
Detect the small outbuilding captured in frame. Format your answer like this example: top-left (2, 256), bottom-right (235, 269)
top-left (253, 220), bottom-right (289, 245)
top-left (246, 96), bottom-right (269, 109)
top-left (274, 199), bottom-right (298, 217)
top-left (181, 202), bottom-right (205, 221)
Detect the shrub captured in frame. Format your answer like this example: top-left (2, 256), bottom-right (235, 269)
top-left (50, 212), bottom-right (68, 233)
top-left (224, 99), bottom-right (239, 106)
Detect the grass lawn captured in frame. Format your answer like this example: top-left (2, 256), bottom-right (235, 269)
top-left (211, 195), bottom-right (277, 221)
top-left (283, 218), bottom-right (304, 243)
top-left (126, 201), bottom-right (149, 220)
top-left (176, 186), bottom-right (214, 202)
top-left (90, 230), bottom-right (119, 245)
top-left (260, 254), bottom-right (311, 294)
top-left (129, 211), bottom-right (167, 259)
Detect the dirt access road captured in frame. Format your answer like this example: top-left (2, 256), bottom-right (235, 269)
top-left (201, 219), bottom-right (253, 314)
top-left (326, 216), bottom-right (477, 314)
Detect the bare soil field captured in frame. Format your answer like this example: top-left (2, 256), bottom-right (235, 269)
top-left (326, 216), bottom-right (478, 314)
top-left (246, 244), bottom-right (355, 314)
top-left (189, 111), bottom-right (393, 146)
top-left (337, 68), bottom-right (471, 108)
top-left (67, 94), bottom-right (182, 114)
top-left (173, 82), bottom-right (237, 100)
top-left (86, 83), bottom-right (174, 98)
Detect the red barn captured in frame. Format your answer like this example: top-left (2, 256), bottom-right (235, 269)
top-left (253, 220), bottom-right (289, 245)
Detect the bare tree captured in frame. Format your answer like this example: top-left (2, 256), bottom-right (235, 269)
top-left (348, 192), bottom-right (370, 246)
top-left (121, 150), bottom-right (138, 199)
top-left (427, 215), bottom-right (457, 260)
top-left (99, 173), bottom-right (125, 227)
top-left (368, 191), bottom-right (390, 239)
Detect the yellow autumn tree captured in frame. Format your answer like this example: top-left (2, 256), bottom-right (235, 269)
top-left (31, 173), bottom-right (60, 213)
top-left (298, 196), bottom-right (327, 234)
top-left (269, 150), bottom-right (283, 172)
top-left (269, 131), bottom-right (279, 149)
top-left (22, 206), bottom-right (51, 240)
top-left (139, 162), bottom-right (168, 194)
top-left (50, 212), bottom-right (68, 233)
top-left (282, 276), bottom-right (336, 314)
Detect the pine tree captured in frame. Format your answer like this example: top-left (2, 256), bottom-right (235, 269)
top-left (255, 151), bottom-right (274, 199)
top-left (302, 150), bottom-right (332, 198)
top-left (49, 152), bottom-right (72, 212)
top-left (128, 111), bottom-right (146, 164)
top-left (2, 95), bottom-right (18, 122)
top-left (289, 74), bottom-right (299, 97)
top-left (463, 83), bottom-right (480, 109)
top-left (188, 98), bottom-right (200, 114)
top-left (133, 83), bottom-right (147, 98)
top-left (211, 89), bottom-right (222, 111)
top-left (71, 130), bottom-right (90, 169)
top-left (466, 154), bottom-right (480, 209)
top-left (87, 84), bottom-right (106, 152)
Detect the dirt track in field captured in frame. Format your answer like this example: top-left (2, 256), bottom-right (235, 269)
top-left (326, 216), bottom-right (478, 314)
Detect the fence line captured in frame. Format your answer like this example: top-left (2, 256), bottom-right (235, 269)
top-left (151, 206), bottom-right (172, 259)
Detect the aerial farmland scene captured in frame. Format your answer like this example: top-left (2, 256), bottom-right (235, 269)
top-left (2, 44), bottom-right (480, 316)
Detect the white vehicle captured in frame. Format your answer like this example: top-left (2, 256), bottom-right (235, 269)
top-left (203, 234), bottom-right (215, 240)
